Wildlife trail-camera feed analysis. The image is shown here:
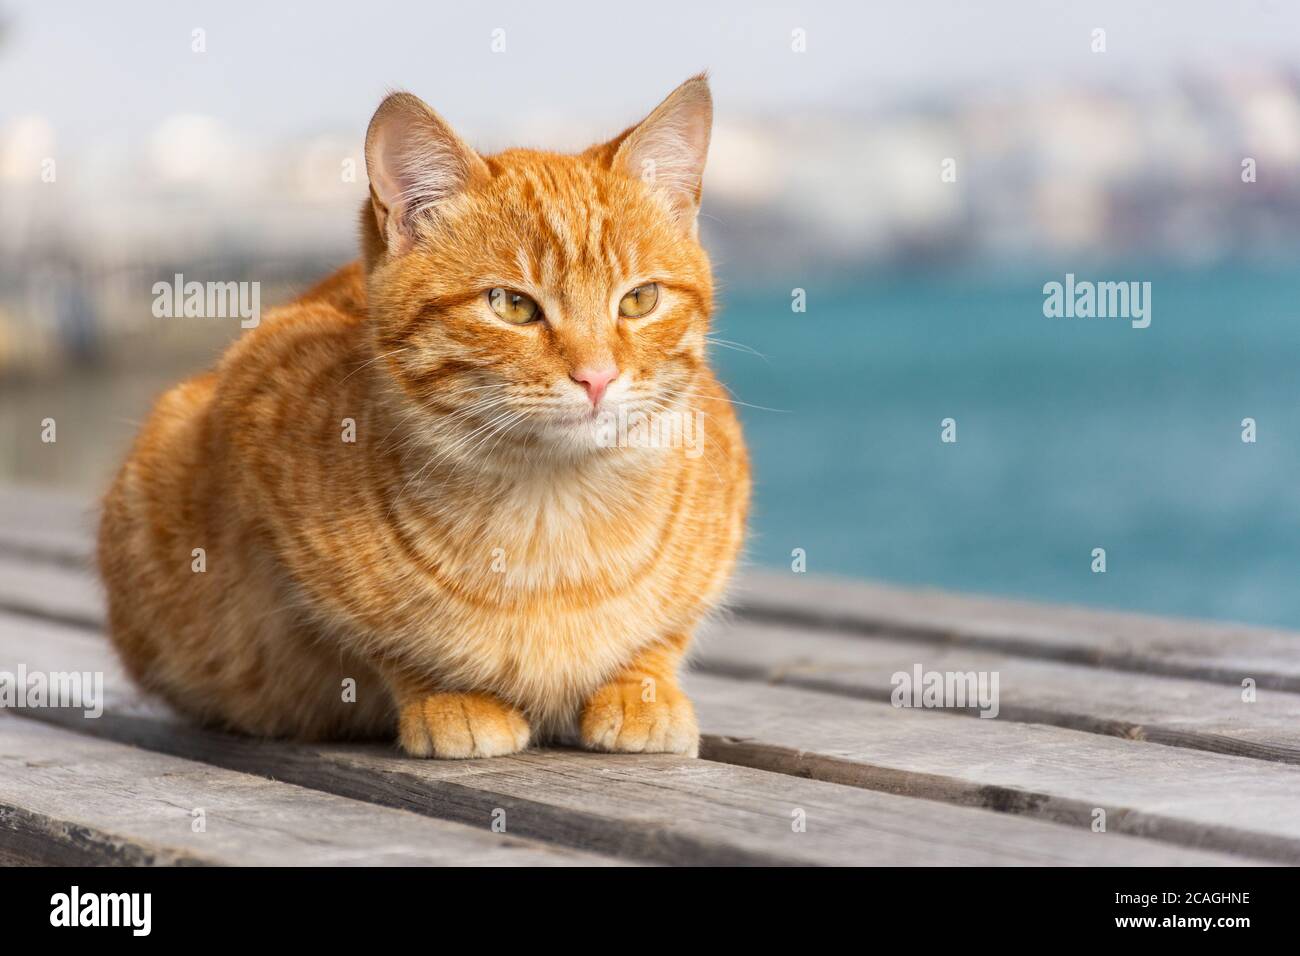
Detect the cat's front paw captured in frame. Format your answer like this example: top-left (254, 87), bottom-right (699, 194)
top-left (579, 678), bottom-right (699, 757)
top-left (398, 691), bottom-right (530, 759)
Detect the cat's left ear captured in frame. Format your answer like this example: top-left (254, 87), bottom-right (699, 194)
top-left (597, 74), bottom-right (713, 233)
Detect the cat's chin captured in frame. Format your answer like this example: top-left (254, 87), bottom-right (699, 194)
top-left (529, 409), bottom-right (621, 455)
top-left (526, 402), bottom-right (687, 463)
top-left (499, 404), bottom-right (619, 457)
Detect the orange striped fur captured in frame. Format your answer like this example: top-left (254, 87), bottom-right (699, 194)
top-left (99, 76), bottom-right (750, 758)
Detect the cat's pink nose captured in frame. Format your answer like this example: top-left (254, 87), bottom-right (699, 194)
top-left (570, 365), bottom-right (619, 406)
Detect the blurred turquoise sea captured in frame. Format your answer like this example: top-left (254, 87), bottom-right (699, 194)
top-left (712, 262), bottom-right (1300, 629)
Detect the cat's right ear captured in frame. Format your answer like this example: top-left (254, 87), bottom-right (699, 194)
top-left (364, 92), bottom-right (488, 256)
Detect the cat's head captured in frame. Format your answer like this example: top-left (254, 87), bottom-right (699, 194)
top-left (360, 76), bottom-right (714, 460)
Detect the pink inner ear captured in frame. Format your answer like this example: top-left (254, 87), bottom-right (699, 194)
top-left (368, 129), bottom-right (405, 214)
top-left (613, 81), bottom-right (712, 225)
top-left (364, 93), bottom-right (489, 250)
top-left (369, 126), bottom-right (454, 241)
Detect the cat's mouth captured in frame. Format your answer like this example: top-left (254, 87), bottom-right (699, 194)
top-left (544, 406), bottom-right (607, 427)
top-left (511, 401), bottom-right (630, 449)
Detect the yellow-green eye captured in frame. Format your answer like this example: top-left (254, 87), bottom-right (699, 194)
top-left (488, 288), bottom-right (540, 324)
top-left (618, 283), bottom-right (659, 318)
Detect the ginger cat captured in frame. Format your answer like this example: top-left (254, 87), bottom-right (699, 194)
top-left (98, 76), bottom-right (750, 759)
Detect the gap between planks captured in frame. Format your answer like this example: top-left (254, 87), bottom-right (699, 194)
top-left (6, 553), bottom-right (1300, 773)
top-left (0, 714), bottom-right (618, 866)
top-left (686, 673), bottom-right (1300, 864)
top-left (2, 491), bottom-right (1297, 863)
top-left (694, 618), bottom-right (1300, 767)
top-left (0, 610), bottom-right (1283, 866)
top-left (732, 569), bottom-right (1300, 693)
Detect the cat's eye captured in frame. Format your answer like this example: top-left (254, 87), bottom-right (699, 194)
top-left (618, 283), bottom-right (659, 319)
top-left (488, 288), bottom-right (540, 324)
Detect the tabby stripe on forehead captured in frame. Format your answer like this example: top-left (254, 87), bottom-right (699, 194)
top-left (599, 222), bottom-right (629, 277)
top-left (582, 207), bottom-right (607, 271)
top-left (528, 212), bottom-right (566, 276)
top-left (549, 209), bottom-right (579, 263)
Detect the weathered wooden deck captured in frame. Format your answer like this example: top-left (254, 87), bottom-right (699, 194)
top-left (1, 486), bottom-right (1298, 866)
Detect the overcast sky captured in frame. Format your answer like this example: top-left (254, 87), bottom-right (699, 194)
top-left (4, 0), bottom-right (1300, 147)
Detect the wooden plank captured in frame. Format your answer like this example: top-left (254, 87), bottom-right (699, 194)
top-left (23, 711), bottom-right (1250, 867)
top-left (0, 715), bottom-right (611, 866)
top-left (0, 487), bottom-right (94, 567)
top-left (735, 569), bottom-right (1300, 692)
top-left (697, 618), bottom-right (1300, 765)
top-left (0, 613), bottom-right (1242, 866)
top-left (3, 494), bottom-right (1288, 863)
top-left (685, 673), bottom-right (1300, 863)
top-left (0, 556), bottom-right (102, 630)
top-left (12, 559), bottom-right (1300, 770)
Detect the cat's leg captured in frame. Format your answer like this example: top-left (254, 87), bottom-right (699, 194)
top-left (387, 672), bottom-right (531, 758)
top-left (579, 635), bottom-right (699, 757)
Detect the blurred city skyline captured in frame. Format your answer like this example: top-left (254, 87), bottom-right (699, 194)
top-left (6, 2), bottom-right (1300, 270)
top-left (5, 1), bottom-right (1300, 138)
